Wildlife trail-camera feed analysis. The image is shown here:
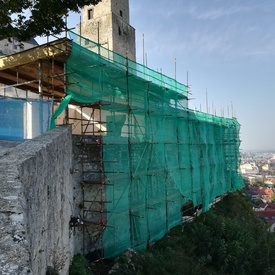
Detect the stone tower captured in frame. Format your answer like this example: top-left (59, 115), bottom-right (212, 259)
top-left (80, 0), bottom-right (136, 61)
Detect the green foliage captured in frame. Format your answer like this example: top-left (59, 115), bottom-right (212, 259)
top-left (107, 191), bottom-right (275, 275)
top-left (69, 254), bottom-right (93, 275)
top-left (251, 177), bottom-right (265, 187)
top-left (0, 0), bottom-right (102, 40)
top-left (183, 192), bottom-right (275, 275)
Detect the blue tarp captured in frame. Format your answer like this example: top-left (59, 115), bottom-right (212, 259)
top-left (0, 98), bottom-right (52, 141)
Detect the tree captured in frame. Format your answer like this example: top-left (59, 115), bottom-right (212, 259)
top-left (0, 0), bottom-right (102, 41)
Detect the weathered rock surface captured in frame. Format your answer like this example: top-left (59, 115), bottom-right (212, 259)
top-left (0, 126), bottom-right (73, 275)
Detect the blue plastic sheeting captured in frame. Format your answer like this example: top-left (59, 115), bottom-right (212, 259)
top-left (0, 98), bottom-right (52, 141)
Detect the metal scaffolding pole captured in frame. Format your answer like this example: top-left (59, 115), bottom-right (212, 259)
top-left (38, 60), bottom-right (43, 99)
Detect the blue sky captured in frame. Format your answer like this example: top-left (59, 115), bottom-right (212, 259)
top-left (38, 0), bottom-right (275, 151)
top-left (129, 0), bottom-right (275, 151)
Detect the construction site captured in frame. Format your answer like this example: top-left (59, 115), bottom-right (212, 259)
top-left (0, 1), bottom-right (244, 274)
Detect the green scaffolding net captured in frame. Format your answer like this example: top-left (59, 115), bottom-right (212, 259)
top-left (61, 31), bottom-right (243, 258)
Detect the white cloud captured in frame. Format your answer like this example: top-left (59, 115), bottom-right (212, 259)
top-left (192, 5), bottom-right (253, 20)
top-left (132, 0), bottom-right (275, 66)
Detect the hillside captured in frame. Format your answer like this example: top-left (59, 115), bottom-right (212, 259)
top-left (70, 191), bottom-right (275, 275)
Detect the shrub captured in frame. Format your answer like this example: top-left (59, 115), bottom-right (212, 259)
top-left (69, 254), bottom-right (93, 275)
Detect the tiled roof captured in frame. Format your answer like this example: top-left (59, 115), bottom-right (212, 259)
top-left (257, 210), bottom-right (275, 223)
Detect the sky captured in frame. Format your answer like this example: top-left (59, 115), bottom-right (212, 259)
top-left (37, 0), bottom-right (275, 151)
top-left (129, 0), bottom-right (275, 151)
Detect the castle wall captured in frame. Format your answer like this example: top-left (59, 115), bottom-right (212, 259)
top-left (111, 0), bottom-right (130, 24)
top-left (0, 126), bottom-right (73, 274)
top-left (82, 0), bottom-right (112, 22)
top-left (112, 15), bottom-right (136, 61)
top-left (79, 13), bottom-right (113, 50)
top-left (83, 0), bottom-right (130, 23)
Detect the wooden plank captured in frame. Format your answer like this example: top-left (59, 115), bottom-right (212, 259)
top-left (0, 38), bottom-right (71, 70)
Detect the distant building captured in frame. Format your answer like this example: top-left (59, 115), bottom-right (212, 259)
top-left (256, 208), bottom-right (275, 231)
top-left (0, 37), bottom-right (38, 57)
top-left (0, 37), bottom-right (38, 98)
top-left (265, 176), bottom-right (275, 186)
top-left (268, 158), bottom-right (275, 172)
top-left (240, 163), bottom-right (259, 174)
top-left (246, 186), bottom-right (275, 203)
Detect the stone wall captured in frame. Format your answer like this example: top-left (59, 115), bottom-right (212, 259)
top-left (79, 0), bottom-right (136, 61)
top-left (111, 0), bottom-right (130, 24)
top-left (112, 14), bottom-right (136, 61)
top-left (0, 126), bottom-right (73, 275)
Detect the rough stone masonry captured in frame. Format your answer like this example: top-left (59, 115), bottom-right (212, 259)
top-left (0, 126), bottom-right (73, 275)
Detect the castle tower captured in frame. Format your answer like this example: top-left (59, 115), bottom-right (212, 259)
top-left (79, 0), bottom-right (136, 61)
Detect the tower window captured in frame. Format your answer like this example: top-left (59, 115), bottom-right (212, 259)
top-left (120, 10), bottom-right (123, 17)
top-left (88, 9), bottom-right (94, 20)
top-left (118, 27), bottom-right (121, 35)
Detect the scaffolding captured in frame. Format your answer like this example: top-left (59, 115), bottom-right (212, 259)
top-left (0, 31), bottom-right (244, 258)
top-left (0, 38), bottom-right (71, 141)
top-left (49, 31), bottom-right (244, 258)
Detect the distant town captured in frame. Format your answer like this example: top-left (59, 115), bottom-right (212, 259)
top-left (240, 150), bottom-right (275, 230)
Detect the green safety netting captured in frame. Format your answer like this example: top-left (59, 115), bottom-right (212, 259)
top-left (53, 31), bottom-right (243, 258)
